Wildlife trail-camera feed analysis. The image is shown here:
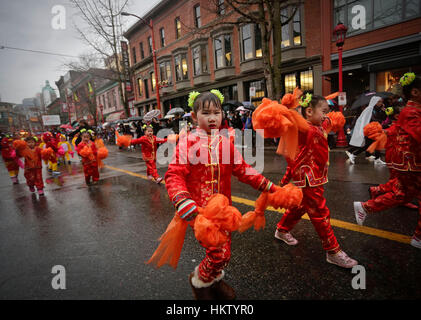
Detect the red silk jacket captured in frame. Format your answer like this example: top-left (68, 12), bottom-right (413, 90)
top-left (165, 130), bottom-right (273, 208)
top-left (388, 100), bottom-right (421, 172)
top-left (281, 119), bottom-right (331, 187)
top-left (76, 141), bottom-right (98, 166)
top-left (130, 135), bottom-right (166, 161)
top-left (17, 147), bottom-right (43, 169)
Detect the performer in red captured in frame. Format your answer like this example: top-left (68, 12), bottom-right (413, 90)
top-left (15, 137), bottom-right (44, 195)
top-left (130, 125), bottom-right (166, 184)
top-left (41, 132), bottom-right (61, 176)
top-left (165, 90), bottom-right (277, 300)
top-left (354, 72), bottom-right (421, 249)
top-left (275, 93), bottom-right (358, 268)
top-left (1, 136), bottom-right (20, 184)
top-left (76, 129), bottom-right (99, 186)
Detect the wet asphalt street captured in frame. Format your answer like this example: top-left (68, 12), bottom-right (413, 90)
top-left (0, 143), bottom-right (420, 300)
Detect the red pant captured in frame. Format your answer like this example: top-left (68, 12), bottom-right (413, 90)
top-left (364, 171), bottom-right (421, 239)
top-left (198, 236), bottom-right (231, 283)
top-left (24, 168), bottom-right (44, 190)
top-left (83, 162), bottom-right (99, 184)
top-left (277, 185), bottom-right (340, 253)
top-left (145, 160), bottom-right (159, 179)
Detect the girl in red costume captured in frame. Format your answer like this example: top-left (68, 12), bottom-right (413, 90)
top-left (76, 129), bottom-right (99, 186)
top-left (354, 72), bottom-right (421, 249)
top-left (1, 136), bottom-right (20, 184)
top-left (16, 137), bottom-right (45, 195)
top-left (276, 93), bottom-right (358, 268)
top-left (165, 90), bottom-right (278, 300)
top-left (130, 125), bottom-right (166, 184)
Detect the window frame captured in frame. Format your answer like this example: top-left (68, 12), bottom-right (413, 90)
top-left (131, 47), bottom-right (137, 64)
top-left (213, 33), bottom-right (233, 69)
top-left (240, 23), bottom-right (262, 61)
top-left (148, 36), bottom-right (152, 55)
top-left (280, 5), bottom-right (302, 49)
top-left (159, 27), bottom-right (165, 47)
top-left (175, 17), bottom-right (181, 39)
top-left (174, 53), bottom-right (189, 81)
top-left (192, 43), bottom-right (208, 76)
top-left (137, 78), bottom-right (143, 97)
top-left (139, 42), bottom-right (144, 60)
top-left (194, 4), bottom-right (201, 28)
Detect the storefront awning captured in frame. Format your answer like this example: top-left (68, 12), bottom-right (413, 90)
top-left (322, 64), bottom-right (363, 76)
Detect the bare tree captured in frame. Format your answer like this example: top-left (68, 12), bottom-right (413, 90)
top-left (203, 0), bottom-right (302, 100)
top-left (69, 0), bottom-right (131, 117)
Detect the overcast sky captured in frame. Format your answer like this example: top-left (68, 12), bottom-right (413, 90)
top-left (0, 0), bottom-right (161, 104)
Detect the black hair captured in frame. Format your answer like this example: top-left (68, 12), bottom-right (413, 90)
top-left (402, 75), bottom-right (421, 101)
top-left (25, 136), bottom-right (36, 142)
top-left (301, 94), bottom-right (326, 119)
top-left (192, 91), bottom-right (223, 114)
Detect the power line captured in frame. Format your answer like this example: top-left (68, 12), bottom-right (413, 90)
top-left (0, 45), bottom-right (80, 58)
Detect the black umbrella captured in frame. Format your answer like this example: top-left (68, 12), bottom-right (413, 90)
top-left (242, 101), bottom-right (256, 110)
top-left (376, 91), bottom-right (394, 99)
top-left (351, 92), bottom-right (378, 110)
top-left (128, 116), bottom-right (143, 121)
top-left (222, 101), bottom-right (242, 112)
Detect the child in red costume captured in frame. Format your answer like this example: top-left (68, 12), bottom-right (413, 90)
top-left (41, 132), bottom-right (61, 176)
top-left (130, 125), bottom-right (166, 184)
top-left (165, 90), bottom-right (277, 300)
top-left (17, 137), bottom-right (45, 195)
top-left (277, 94), bottom-right (358, 268)
top-left (354, 73), bottom-right (421, 249)
top-left (1, 136), bottom-right (20, 184)
top-left (76, 130), bottom-right (99, 186)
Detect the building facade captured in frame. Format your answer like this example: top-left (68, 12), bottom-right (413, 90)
top-left (123, 0), bottom-right (421, 116)
top-left (95, 80), bottom-right (127, 123)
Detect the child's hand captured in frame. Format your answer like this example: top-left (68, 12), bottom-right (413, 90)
top-left (176, 199), bottom-right (199, 221)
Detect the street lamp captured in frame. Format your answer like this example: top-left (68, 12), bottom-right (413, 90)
top-left (121, 11), bottom-right (161, 113)
top-left (333, 22), bottom-right (348, 147)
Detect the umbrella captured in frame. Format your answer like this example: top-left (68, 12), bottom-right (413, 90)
top-left (164, 114), bottom-right (175, 119)
top-left (222, 101), bottom-right (242, 112)
top-left (60, 124), bottom-right (72, 129)
top-left (242, 101), bottom-right (255, 110)
top-left (167, 107), bottom-right (185, 115)
top-left (183, 113), bottom-right (191, 118)
top-left (376, 91), bottom-right (394, 99)
top-left (236, 106), bottom-right (246, 112)
top-left (103, 122), bottom-right (110, 127)
top-left (351, 92), bottom-right (378, 110)
top-left (143, 109), bottom-right (161, 122)
top-left (128, 116), bottom-right (143, 121)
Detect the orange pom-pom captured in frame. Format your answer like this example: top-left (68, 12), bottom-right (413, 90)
top-left (95, 138), bottom-right (105, 149)
top-left (364, 122), bottom-right (387, 152)
top-left (41, 147), bottom-right (53, 161)
top-left (97, 147), bottom-right (108, 160)
top-left (326, 111), bottom-right (346, 133)
top-left (238, 211), bottom-right (257, 233)
top-left (116, 135), bottom-right (132, 148)
top-left (13, 140), bottom-right (27, 151)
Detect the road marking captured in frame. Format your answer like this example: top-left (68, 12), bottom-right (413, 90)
top-left (104, 164), bottom-right (412, 245)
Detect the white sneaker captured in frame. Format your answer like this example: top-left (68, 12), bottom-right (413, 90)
top-left (326, 250), bottom-right (358, 268)
top-left (374, 158), bottom-right (386, 165)
top-left (365, 155), bottom-right (376, 161)
top-left (345, 151), bottom-right (355, 164)
top-left (354, 202), bottom-right (368, 226)
top-left (410, 236), bottom-right (421, 249)
top-left (274, 230), bottom-right (298, 245)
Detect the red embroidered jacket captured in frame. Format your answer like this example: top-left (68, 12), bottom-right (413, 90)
top-left (165, 130), bottom-right (274, 208)
top-left (281, 119), bottom-right (331, 187)
top-left (388, 100), bottom-right (421, 172)
top-left (130, 135), bottom-right (166, 161)
top-left (17, 147), bottom-right (43, 169)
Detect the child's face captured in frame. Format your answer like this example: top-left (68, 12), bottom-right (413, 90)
top-left (305, 100), bottom-right (329, 126)
top-left (145, 128), bottom-right (153, 137)
top-left (27, 140), bottom-right (35, 149)
top-left (81, 133), bottom-right (91, 142)
top-left (192, 102), bottom-right (223, 134)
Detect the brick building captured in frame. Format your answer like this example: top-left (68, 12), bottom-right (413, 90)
top-left (123, 0), bottom-right (421, 116)
top-left (95, 80), bottom-right (127, 123)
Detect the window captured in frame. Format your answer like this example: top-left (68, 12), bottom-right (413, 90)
top-left (217, 0), bottom-right (225, 15)
top-left (144, 79), bottom-right (149, 99)
top-left (214, 34), bottom-right (232, 69)
top-left (241, 24), bottom-right (262, 60)
top-left (300, 70), bottom-right (313, 91)
top-left (148, 36), bottom-right (152, 55)
top-left (246, 80), bottom-right (265, 106)
top-left (334, 0), bottom-right (420, 36)
top-left (175, 17), bottom-right (181, 39)
top-left (137, 78), bottom-right (143, 96)
top-left (194, 5), bottom-right (201, 28)
top-left (139, 42), bottom-right (144, 59)
top-left (175, 54), bottom-right (188, 81)
top-left (284, 73), bottom-right (297, 93)
top-left (160, 28), bottom-right (165, 47)
top-left (281, 6), bottom-right (302, 48)
top-left (150, 72), bottom-right (156, 92)
top-left (192, 44), bottom-right (208, 76)
top-left (159, 60), bottom-right (172, 85)
top-left (132, 47), bottom-right (137, 64)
